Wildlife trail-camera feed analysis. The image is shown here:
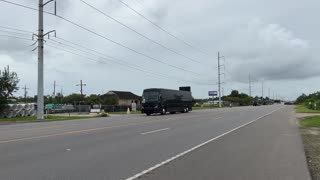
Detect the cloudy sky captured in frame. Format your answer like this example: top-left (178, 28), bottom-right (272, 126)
top-left (0, 0), bottom-right (319, 100)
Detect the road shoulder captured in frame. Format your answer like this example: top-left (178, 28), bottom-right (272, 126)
top-left (297, 114), bottom-right (320, 180)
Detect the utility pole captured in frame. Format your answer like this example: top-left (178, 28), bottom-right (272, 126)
top-left (249, 73), bottom-right (252, 97)
top-left (53, 80), bottom-right (57, 96)
top-left (22, 84), bottom-right (29, 103)
top-left (273, 92), bottom-right (275, 100)
top-left (217, 52), bottom-right (226, 107)
top-left (218, 52), bottom-right (221, 107)
top-left (36, 0), bottom-right (44, 120)
top-left (222, 87), bottom-right (224, 97)
top-left (35, 0), bottom-right (56, 120)
top-left (268, 88), bottom-right (270, 98)
top-left (60, 87), bottom-right (63, 104)
top-left (261, 80), bottom-right (264, 98)
top-left (76, 80), bottom-right (87, 99)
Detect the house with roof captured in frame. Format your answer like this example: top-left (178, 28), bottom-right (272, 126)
top-left (101, 91), bottom-right (142, 106)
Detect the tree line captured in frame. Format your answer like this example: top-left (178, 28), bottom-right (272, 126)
top-left (296, 92), bottom-right (320, 110)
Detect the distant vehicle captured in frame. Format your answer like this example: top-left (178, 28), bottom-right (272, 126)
top-left (253, 101), bottom-right (260, 106)
top-left (141, 87), bottom-right (193, 116)
top-left (284, 101), bottom-right (295, 105)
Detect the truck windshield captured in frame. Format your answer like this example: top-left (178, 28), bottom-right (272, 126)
top-left (142, 92), bottom-right (159, 102)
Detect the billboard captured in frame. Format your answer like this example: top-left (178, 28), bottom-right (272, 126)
top-left (208, 91), bottom-right (218, 96)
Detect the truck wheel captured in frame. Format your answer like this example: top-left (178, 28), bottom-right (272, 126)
top-left (186, 107), bottom-right (189, 112)
top-left (161, 108), bottom-right (166, 115)
top-left (146, 113), bottom-right (151, 116)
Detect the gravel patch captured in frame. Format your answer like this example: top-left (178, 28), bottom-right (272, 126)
top-left (300, 127), bottom-right (320, 180)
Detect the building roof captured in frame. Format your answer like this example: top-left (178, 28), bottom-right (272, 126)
top-left (106, 91), bottom-right (141, 100)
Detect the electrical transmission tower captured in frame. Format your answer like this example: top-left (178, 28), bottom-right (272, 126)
top-left (217, 52), bottom-right (225, 108)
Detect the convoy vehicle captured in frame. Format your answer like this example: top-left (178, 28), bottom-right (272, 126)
top-left (141, 87), bottom-right (193, 116)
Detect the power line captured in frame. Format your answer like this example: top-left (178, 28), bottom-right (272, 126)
top-left (46, 38), bottom-right (173, 79)
top-left (0, 0), bottom-right (202, 76)
top-left (0, 34), bottom-right (33, 41)
top-left (79, 0), bottom-right (202, 64)
top-left (50, 37), bottom-right (188, 81)
top-left (55, 15), bottom-right (202, 75)
top-left (47, 38), bottom-right (212, 85)
top-left (0, 25), bottom-right (33, 33)
top-left (0, 0), bottom-right (38, 11)
top-left (116, 0), bottom-right (209, 55)
top-left (0, 29), bottom-right (31, 37)
top-left (51, 37), bottom-right (213, 86)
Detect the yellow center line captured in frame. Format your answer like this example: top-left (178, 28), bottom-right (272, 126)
top-left (0, 115), bottom-right (223, 144)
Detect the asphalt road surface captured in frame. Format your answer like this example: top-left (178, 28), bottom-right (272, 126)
top-left (0, 105), bottom-right (310, 180)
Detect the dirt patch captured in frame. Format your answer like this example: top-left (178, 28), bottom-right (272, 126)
top-left (300, 127), bottom-right (320, 180)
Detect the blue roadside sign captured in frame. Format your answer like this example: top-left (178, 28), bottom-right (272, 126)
top-left (208, 91), bottom-right (218, 96)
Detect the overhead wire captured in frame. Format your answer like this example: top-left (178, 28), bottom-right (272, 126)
top-left (0, 0), bottom-right (202, 76)
top-left (79, 0), bottom-right (202, 64)
top-left (0, 29), bottom-right (31, 37)
top-left (0, 23), bottom-right (214, 85)
top-left (46, 37), bottom-right (214, 86)
top-left (116, 0), bottom-right (209, 55)
top-left (0, 25), bottom-right (33, 33)
top-left (0, 34), bottom-right (33, 41)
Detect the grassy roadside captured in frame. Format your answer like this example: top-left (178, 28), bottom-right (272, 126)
top-left (107, 110), bottom-right (141, 115)
top-left (192, 106), bottom-right (220, 110)
top-left (299, 115), bottom-right (320, 180)
top-left (301, 116), bottom-right (320, 127)
top-left (0, 115), bottom-right (102, 122)
top-left (295, 105), bottom-right (320, 113)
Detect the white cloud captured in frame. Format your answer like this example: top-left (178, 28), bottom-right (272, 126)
top-left (0, 0), bottom-right (319, 99)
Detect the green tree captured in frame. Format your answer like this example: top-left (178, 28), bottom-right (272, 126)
top-left (0, 66), bottom-right (19, 113)
top-left (62, 93), bottom-right (83, 104)
top-left (296, 93), bottom-right (307, 104)
top-left (86, 94), bottom-right (101, 105)
top-left (103, 95), bottom-right (118, 105)
top-left (230, 90), bottom-right (239, 97)
top-left (224, 90), bottom-right (252, 106)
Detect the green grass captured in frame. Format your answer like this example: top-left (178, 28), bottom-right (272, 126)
top-left (0, 115), bottom-right (100, 122)
top-left (301, 116), bottom-right (320, 127)
top-left (107, 110), bottom-right (141, 115)
top-left (295, 105), bottom-right (320, 113)
top-left (192, 106), bottom-right (220, 110)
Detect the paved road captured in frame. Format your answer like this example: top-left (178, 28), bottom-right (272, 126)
top-left (0, 105), bottom-right (310, 180)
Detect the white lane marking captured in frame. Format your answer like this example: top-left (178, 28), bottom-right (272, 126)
top-left (141, 128), bottom-right (170, 135)
top-left (66, 148), bottom-right (71, 151)
top-left (126, 107), bottom-right (282, 180)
